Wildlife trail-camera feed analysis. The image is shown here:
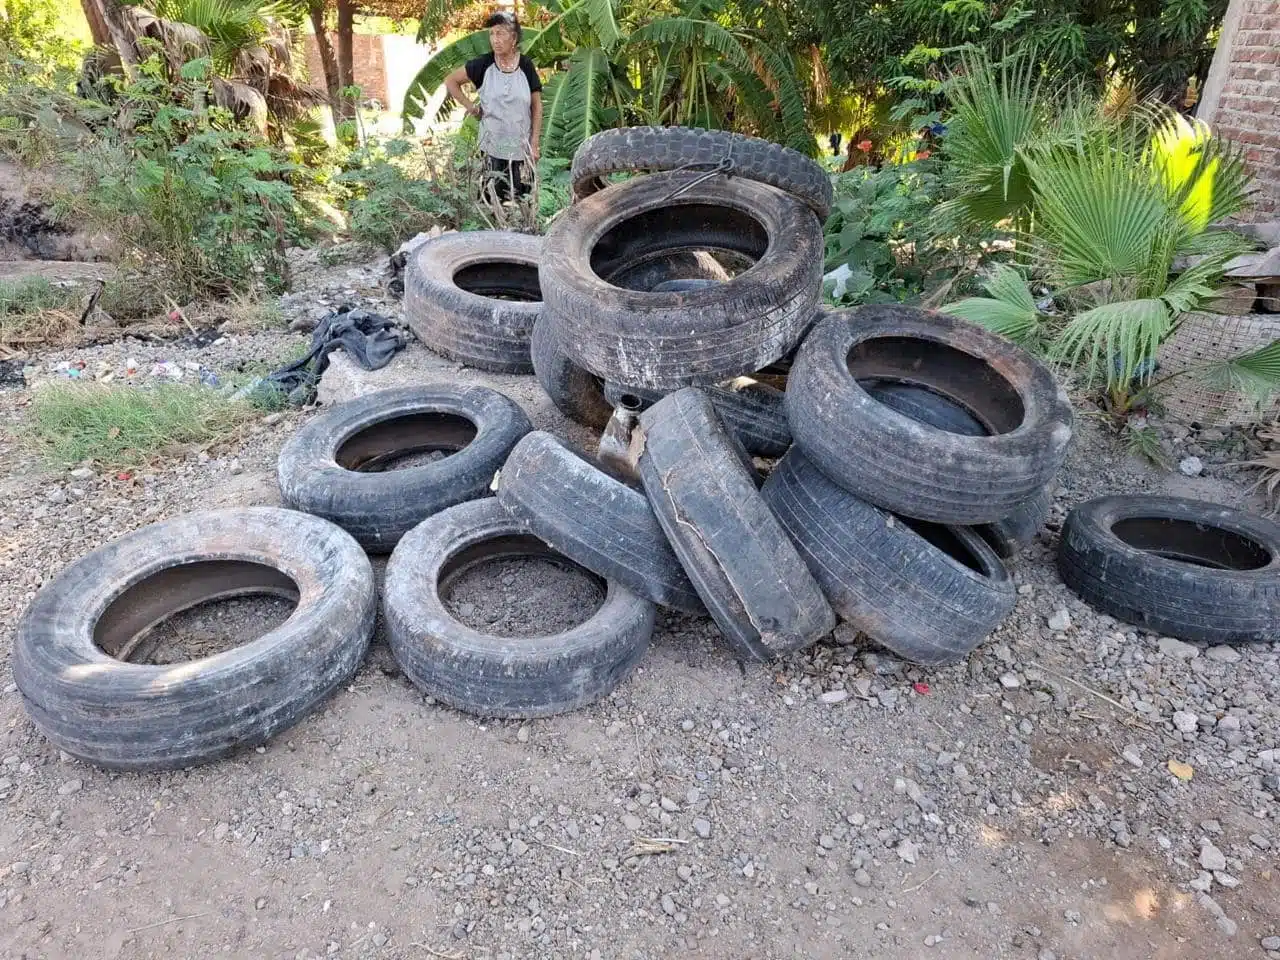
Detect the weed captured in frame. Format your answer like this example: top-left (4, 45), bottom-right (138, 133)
top-left (26, 382), bottom-right (257, 467)
top-left (1125, 424), bottom-right (1172, 470)
top-left (0, 277), bottom-right (81, 346)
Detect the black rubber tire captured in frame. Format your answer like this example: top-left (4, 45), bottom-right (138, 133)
top-left (495, 431), bottom-right (704, 613)
top-left (762, 450), bottom-right (1016, 666)
top-left (862, 380), bottom-right (1054, 556)
top-left (635, 388), bottom-right (835, 661)
top-left (384, 498), bottom-right (656, 718)
top-left (607, 250), bottom-right (729, 292)
top-left (278, 385), bottom-right (532, 552)
top-left (571, 126), bottom-right (834, 220)
top-left (604, 378), bottom-right (791, 458)
top-left (787, 305), bottom-right (1074, 524)
top-left (541, 171), bottom-right (824, 389)
top-left (1058, 495), bottom-right (1280, 644)
top-left (13, 507), bottom-right (376, 770)
top-left (403, 230), bottom-right (542, 373)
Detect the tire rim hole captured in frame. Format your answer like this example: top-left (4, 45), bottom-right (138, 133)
top-left (897, 516), bottom-right (991, 576)
top-left (848, 338), bottom-right (1026, 435)
top-left (861, 379), bottom-right (988, 437)
top-left (453, 262), bottom-right (542, 302)
top-left (1111, 517), bottom-right (1271, 570)
top-left (337, 412), bottom-right (478, 472)
top-left (94, 560), bottom-right (300, 663)
top-left (590, 204), bottom-right (767, 284)
top-left (440, 535), bottom-right (607, 638)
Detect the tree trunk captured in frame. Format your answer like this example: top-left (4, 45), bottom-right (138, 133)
top-left (335, 0), bottom-right (356, 121)
top-left (78, 0), bottom-right (112, 46)
top-left (306, 0), bottom-right (343, 119)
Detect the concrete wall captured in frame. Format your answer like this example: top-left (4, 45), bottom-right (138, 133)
top-left (301, 33), bottom-right (446, 131)
top-left (1198, 0), bottom-right (1280, 221)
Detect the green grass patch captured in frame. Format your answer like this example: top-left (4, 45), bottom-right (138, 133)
top-left (27, 382), bottom-right (258, 468)
top-left (0, 277), bottom-right (81, 345)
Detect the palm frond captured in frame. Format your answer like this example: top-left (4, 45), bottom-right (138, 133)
top-left (1196, 339), bottom-right (1280, 406)
top-left (750, 38), bottom-right (816, 155)
top-left (1147, 108), bottom-right (1254, 234)
top-left (1050, 298), bottom-right (1172, 389)
top-left (401, 29), bottom-right (491, 131)
top-left (938, 265), bottom-right (1043, 343)
top-left (542, 46), bottom-right (613, 159)
top-left (417, 0), bottom-right (476, 42)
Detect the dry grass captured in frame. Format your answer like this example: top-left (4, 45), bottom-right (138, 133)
top-left (26, 382), bottom-right (258, 469)
top-left (0, 277), bottom-right (83, 350)
top-left (1227, 423), bottom-right (1280, 513)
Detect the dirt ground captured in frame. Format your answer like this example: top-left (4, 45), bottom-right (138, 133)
top-left (0, 263), bottom-right (1278, 959)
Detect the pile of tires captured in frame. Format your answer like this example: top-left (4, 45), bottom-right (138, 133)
top-left (13, 127), bottom-right (1088, 773)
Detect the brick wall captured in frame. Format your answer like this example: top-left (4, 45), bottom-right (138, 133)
top-left (1199, 0), bottom-right (1280, 220)
top-left (302, 34), bottom-right (388, 106)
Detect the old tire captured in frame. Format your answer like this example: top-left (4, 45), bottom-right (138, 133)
top-left (495, 431), bottom-right (703, 613)
top-left (541, 171), bottom-right (824, 389)
top-left (604, 378), bottom-right (791, 458)
top-left (1058, 495), bottom-right (1280, 644)
top-left (607, 250), bottom-right (730, 292)
top-left (384, 498), bottom-right (656, 718)
top-left (762, 450), bottom-right (1015, 666)
top-left (13, 507), bottom-right (376, 770)
top-left (863, 380), bottom-right (1055, 555)
top-left (571, 126), bottom-right (834, 220)
top-left (278, 385), bottom-right (532, 552)
top-left (636, 388), bottom-right (835, 661)
top-left (404, 230), bottom-right (542, 373)
top-left (787, 305), bottom-right (1073, 524)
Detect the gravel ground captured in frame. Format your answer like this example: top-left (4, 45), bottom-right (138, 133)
top-left (0, 254), bottom-right (1277, 959)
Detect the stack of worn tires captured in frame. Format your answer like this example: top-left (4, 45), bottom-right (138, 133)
top-left (12, 128), bottom-right (1080, 773)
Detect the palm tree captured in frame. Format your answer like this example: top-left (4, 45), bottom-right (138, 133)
top-left (402, 0), bottom-right (816, 159)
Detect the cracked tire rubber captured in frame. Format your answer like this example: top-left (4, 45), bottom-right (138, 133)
top-left (787, 305), bottom-right (1074, 524)
top-left (636, 388), bottom-right (835, 661)
top-left (495, 431), bottom-right (703, 613)
top-left (571, 126), bottom-right (834, 220)
top-left (762, 450), bottom-right (1015, 665)
top-left (384, 498), bottom-right (657, 718)
top-left (604, 379), bottom-right (791, 458)
top-left (13, 507), bottom-right (376, 770)
top-left (1058, 495), bottom-right (1280, 644)
top-left (864, 380), bottom-right (1055, 556)
top-left (541, 171), bottom-right (824, 389)
top-left (532, 254), bottom-right (729, 429)
top-left (278, 385), bottom-right (532, 552)
top-left (404, 230), bottom-right (542, 373)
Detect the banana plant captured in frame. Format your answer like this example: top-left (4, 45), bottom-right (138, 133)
top-left (402, 0), bottom-right (816, 158)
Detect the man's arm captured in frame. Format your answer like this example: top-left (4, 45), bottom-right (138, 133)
top-left (529, 91), bottom-right (542, 162)
top-left (444, 66), bottom-right (482, 118)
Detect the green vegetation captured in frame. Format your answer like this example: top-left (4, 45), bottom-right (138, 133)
top-left (27, 382), bottom-right (258, 467)
top-left (0, 277), bottom-right (83, 346)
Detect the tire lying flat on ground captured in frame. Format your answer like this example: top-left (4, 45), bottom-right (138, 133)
top-left (13, 507), bottom-right (376, 770)
top-left (762, 450), bottom-right (1015, 665)
top-left (603, 378), bottom-right (791, 458)
top-left (278, 385), bottom-right (532, 552)
top-left (787, 305), bottom-right (1073, 525)
top-left (1058, 494), bottom-right (1280, 644)
top-left (541, 172), bottom-right (824, 389)
top-left (571, 126), bottom-right (834, 220)
top-left (384, 498), bottom-right (656, 718)
top-left (404, 230), bottom-right (542, 373)
top-left (496, 431), bottom-right (703, 613)
top-left (636, 388), bottom-right (835, 661)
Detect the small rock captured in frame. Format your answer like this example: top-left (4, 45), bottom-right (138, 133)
top-left (853, 868), bottom-right (872, 888)
top-left (692, 818), bottom-right (712, 839)
top-left (255, 898), bottom-right (267, 910)
top-left (372, 932), bottom-right (388, 948)
top-left (877, 689), bottom-right (898, 708)
top-left (516, 726), bottom-right (530, 743)
top-left (69, 467), bottom-right (95, 480)
top-left (1064, 909), bottom-right (1081, 924)
top-left (510, 839), bottom-right (529, 856)
top-left (1215, 872), bottom-right (1240, 889)
top-left (1159, 638), bottom-right (1200, 659)
top-left (1262, 937), bottom-right (1280, 951)
top-left (661, 894), bottom-right (677, 917)
top-left (1196, 893), bottom-right (1236, 937)
top-left (820, 690), bottom-right (848, 705)
top-left (896, 839), bottom-right (919, 864)
top-left (1047, 609), bottom-right (1071, 632)
top-left (1172, 711), bottom-right (1198, 733)
top-left (1121, 745), bottom-right (1143, 768)
top-left (680, 719), bottom-right (695, 733)
top-left (715, 894), bottom-right (730, 908)
top-left (1017, 584), bottom-right (1034, 596)
top-left (999, 673), bottom-right (1021, 689)
top-left (742, 862), bottom-right (755, 879)
top-left (46, 488), bottom-right (67, 505)
top-left (622, 815), bottom-right (643, 832)
top-left (1199, 840), bottom-right (1227, 872)
top-left (57, 779), bottom-right (82, 796)
top-left (10, 862), bottom-right (30, 875)
top-left (1179, 456), bottom-right (1204, 477)
top-left (1250, 834), bottom-right (1271, 851)
top-left (262, 413), bottom-right (284, 426)
top-left (1039, 951), bottom-right (1057, 960)
top-left (214, 822), bottom-right (230, 841)
top-left (660, 797), bottom-right (678, 813)
top-left (1189, 872), bottom-right (1213, 893)
top-left (1206, 645), bottom-right (1242, 663)
top-left (818, 833), bottom-right (835, 850)
top-left (228, 459), bottom-right (243, 476)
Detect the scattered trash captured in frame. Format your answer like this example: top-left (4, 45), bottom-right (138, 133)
top-left (150, 361), bottom-right (184, 381)
top-left (912, 682), bottom-right (931, 695)
top-left (1168, 759), bottom-right (1194, 780)
top-left (243, 305), bottom-right (405, 408)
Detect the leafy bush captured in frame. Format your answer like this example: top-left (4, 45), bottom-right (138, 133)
top-left (336, 138), bottom-right (460, 251)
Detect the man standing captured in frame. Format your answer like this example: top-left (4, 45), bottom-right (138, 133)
top-left (443, 12), bottom-right (542, 201)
